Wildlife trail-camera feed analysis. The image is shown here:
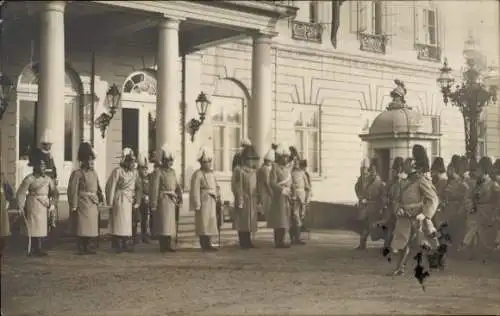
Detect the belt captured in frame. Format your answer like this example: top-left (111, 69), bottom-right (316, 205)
top-left (402, 202), bottom-right (422, 210)
top-left (28, 193), bottom-right (46, 197)
top-left (160, 190), bottom-right (175, 195)
top-left (80, 192), bottom-right (97, 196)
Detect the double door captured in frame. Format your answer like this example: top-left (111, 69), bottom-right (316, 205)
top-left (121, 102), bottom-right (156, 159)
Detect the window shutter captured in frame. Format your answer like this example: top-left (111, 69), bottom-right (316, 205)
top-left (349, 0), bottom-right (358, 33)
top-left (414, 6), bottom-right (425, 44)
top-left (382, 1), bottom-right (396, 37)
top-left (358, 1), bottom-right (369, 33)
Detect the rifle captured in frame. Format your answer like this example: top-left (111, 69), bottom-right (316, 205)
top-left (216, 197), bottom-right (222, 248)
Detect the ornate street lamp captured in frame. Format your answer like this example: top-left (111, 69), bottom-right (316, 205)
top-left (187, 92), bottom-right (211, 142)
top-left (0, 73), bottom-right (15, 120)
top-left (94, 84), bottom-right (122, 138)
top-left (437, 35), bottom-right (498, 159)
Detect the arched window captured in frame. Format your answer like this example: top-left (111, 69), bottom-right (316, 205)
top-left (16, 63), bottom-right (82, 162)
top-left (122, 70), bottom-right (157, 96)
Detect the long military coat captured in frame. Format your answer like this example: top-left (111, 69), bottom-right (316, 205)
top-left (463, 175), bottom-right (500, 249)
top-left (356, 175), bottom-right (386, 241)
top-left (256, 164), bottom-right (273, 217)
top-left (67, 168), bottom-right (104, 237)
top-left (433, 172), bottom-right (448, 212)
top-left (291, 168), bottom-right (311, 226)
top-left (105, 167), bottom-right (141, 237)
top-left (0, 179), bottom-right (10, 237)
top-left (16, 174), bottom-right (57, 237)
top-left (435, 175), bottom-right (468, 240)
top-left (391, 174), bottom-right (439, 251)
top-left (190, 169), bottom-right (219, 236)
top-left (267, 163), bottom-right (292, 230)
top-left (150, 168), bottom-right (182, 236)
top-left (232, 166), bottom-right (259, 233)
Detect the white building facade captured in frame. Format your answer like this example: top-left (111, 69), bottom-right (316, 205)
top-left (0, 0), bottom-right (499, 206)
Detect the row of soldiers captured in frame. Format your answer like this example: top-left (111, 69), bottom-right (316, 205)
top-left (0, 129), bottom-right (313, 256)
top-left (356, 144), bottom-right (500, 275)
top-left (230, 140), bottom-right (312, 249)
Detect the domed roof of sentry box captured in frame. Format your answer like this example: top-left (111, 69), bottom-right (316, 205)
top-left (369, 79), bottom-right (424, 135)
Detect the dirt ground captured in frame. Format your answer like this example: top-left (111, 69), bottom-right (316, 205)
top-left (2, 229), bottom-right (500, 316)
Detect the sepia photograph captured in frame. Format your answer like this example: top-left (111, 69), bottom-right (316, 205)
top-left (0, 0), bottom-right (499, 315)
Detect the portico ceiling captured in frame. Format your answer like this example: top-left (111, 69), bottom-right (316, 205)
top-left (3, 1), bottom-right (295, 56)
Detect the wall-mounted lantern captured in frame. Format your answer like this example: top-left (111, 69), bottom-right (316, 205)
top-left (0, 73), bottom-right (15, 120)
top-left (187, 92), bottom-right (211, 142)
top-left (94, 84), bottom-right (122, 138)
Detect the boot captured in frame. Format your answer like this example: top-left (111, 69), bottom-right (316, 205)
top-left (84, 237), bottom-right (97, 255)
top-left (141, 220), bottom-right (150, 244)
top-left (293, 227), bottom-right (306, 245)
top-left (160, 236), bottom-right (175, 253)
top-left (238, 232), bottom-right (249, 249)
top-left (36, 238), bottom-right (48, 257)
top-left (29, 237), bottom-right (38, 256)
top-left (111, 236), bottom-right (120, 251)
top-left (199, 236), bottom-right (206, 250)
top-left (274, 229), bottom-right (289, 249)
top-left (246, 232), bottom-right (256, 248)
top-left (356, 231), bottom-right (368, 250)
top-left (132, 223), bottom-right (140, 244)
top-left (390, 247), bottom-right (411, 276)
top-left (203, 236), bottom-right (218, 252)
top-left (122, 237), bottom-right (134, 253)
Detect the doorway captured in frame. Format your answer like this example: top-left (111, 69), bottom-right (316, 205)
top-left (121, 102), bottom-right (156, 158)
top-left (374, 148), bottom-right (390, 182)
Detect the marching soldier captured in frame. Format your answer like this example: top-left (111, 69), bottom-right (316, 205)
top-left (290, 156), bottom-right (311, 245)
top-left (431, 157), bottom-right (448, 212)
top-left (437, 159), bottom-right (469, 252)
top-left (232, 145), bottom-right (260, 249)
top-left (256, 148), bottom-right (275, 221)
top-left (133, 153), bottom-right (152, 244)
top-left (105, 148), bottom-right (141, 253)
top-left (459, 156), bottom-right (500, 256)
top-left (390, 147), bottom-right (440, 276)
top-left (67, 142), bottom-right (104, 255)
top-left (150, 144), bottom-right (183, 253)
top-left (299, 159), bottom-right (312, 232)
top-left (190, 146), bottom-right (220, 251)
top-left (356, 158), bottom-right (387, 250)
top-left (16, 149), bottom-right (58, 256)
top-left (267, 143), bottom-right (293, 248)
top-left (375, 157), bottom-right (405, 250)
top-left (355, 158), bottom-right (370, 206)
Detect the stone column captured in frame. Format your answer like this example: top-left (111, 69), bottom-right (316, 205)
top-left (249, 34), bottom-right (273, 159)
top-left (156, 17), bottom-right (180, 157)
top-left (37, 1), bottom-right (66, 178)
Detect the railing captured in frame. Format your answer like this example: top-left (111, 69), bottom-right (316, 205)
top-left (291, 21), bottom-right (323, 43)
top-left (358, 32), bottom-right (387, 54)
top-left (415, 44), bottom-right (441, 62)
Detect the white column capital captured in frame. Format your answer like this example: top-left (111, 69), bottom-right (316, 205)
top-left (159, 16), bottom-right (184, 30)
top-left (252, 32), bottom-right (276, 44)
top-left (42, 1), bottom-right (67, 13)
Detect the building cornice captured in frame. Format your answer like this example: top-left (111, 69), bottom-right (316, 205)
top-left (92, 1), bottom-right (295, 36)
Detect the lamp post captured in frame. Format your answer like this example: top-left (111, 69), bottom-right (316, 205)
top-left (437, 35), bottom-right (498, 159)
top-left (187, 92), bottom-right (211, 142)
top-left (94, 84), bottom-right (121, 138)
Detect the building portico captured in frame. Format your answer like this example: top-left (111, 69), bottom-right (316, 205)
top-left (0, 1), bottom-right (296, 194)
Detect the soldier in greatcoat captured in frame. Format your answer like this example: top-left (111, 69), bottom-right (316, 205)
top-left (133, 153), bottom-right (152, 244)
top-left (390, 148), bottom-right (440, 276)
top-left (431, 157), bottom-right (448, 213)
top-left (150, 144), bottom-right (183, 253)
top-left (267, 143), bottom-right (293, 248)
top-left (459, 156), bottom-right (500, 256)
top-left (105, 148), bottom-right (142, 253)
top-left (434, 159), bottom-right (469, 249)
top-left (232, 145), bottom-right (260, 249)
top-left (16, 150), bottom-right (58, 256)
top-left (30, 130), bottom-right (59, 231)
top-left (356, 158), bottom-right (387, 250)
top-left (190, 146), bottom-right (220, 251)
top-left (256, 149), bottom-right (275, 221)
top-left (289, 157), bottom-right (311, 245)
top-left (374, 157), bottom-right (405, 250)
top-left (67, 142), bottom-right (104, 255)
